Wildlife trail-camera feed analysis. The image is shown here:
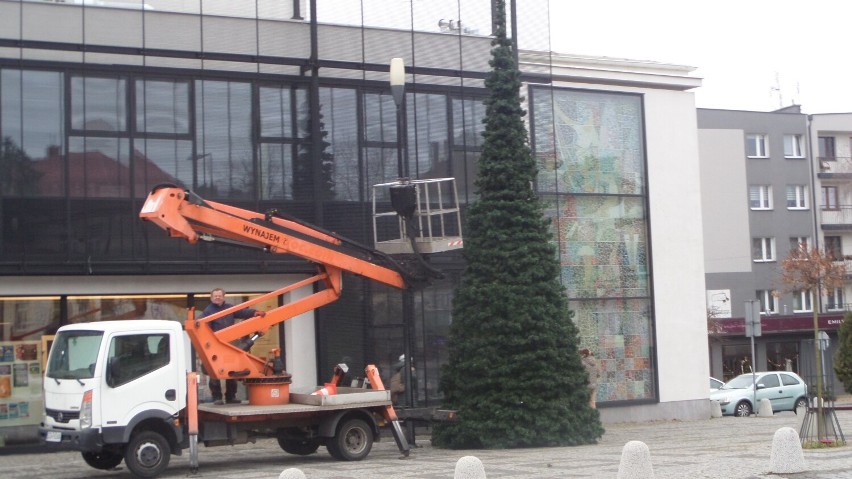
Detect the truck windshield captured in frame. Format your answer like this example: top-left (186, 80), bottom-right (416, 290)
top-left (46, 330), bottom-right (103, 380)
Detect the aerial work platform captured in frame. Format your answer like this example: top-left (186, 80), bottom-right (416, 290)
top-left (372, 177), bottom-right (464, 255)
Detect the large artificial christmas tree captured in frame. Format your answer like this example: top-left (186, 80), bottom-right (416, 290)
top-left (432, 0), bottom-right (603, 449)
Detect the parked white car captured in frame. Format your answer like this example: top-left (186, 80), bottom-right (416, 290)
top-left (710, 371), bottom-right (808, 417)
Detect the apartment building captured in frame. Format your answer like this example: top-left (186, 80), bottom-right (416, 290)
top-left (698, 107), bottom-right (844, 390)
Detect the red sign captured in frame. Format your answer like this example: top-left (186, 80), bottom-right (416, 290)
top-left (711, 313), bottom-right (846, 336)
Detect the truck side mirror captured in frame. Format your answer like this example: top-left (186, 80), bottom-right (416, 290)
top-left (106, 356), bottom-right (121, 387)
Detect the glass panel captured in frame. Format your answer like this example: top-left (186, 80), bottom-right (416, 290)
top-left (766, 341), bottom-right (799, 373)
top-left (322, 87), bottom-right (359, 202)
top-left (135, 139), bottom-right (193, 197)
top-left (259, 85), bottom-right (308, 139)
top-left (452, 149), bottom-right (480, 203)
top-left (409, 93), bottom-right (449, 179)
top-left (258, 143), bottom-right (294, 200)
top-left (818, 137), bottom-right (835, 159)
top-left (533, 88), bottom-right (645, 195)
top-left (363, 147), bottom-right (398, 202)
top-left (364, 93), bottom-right (397, 144)
top-left (553, 195), bottom-right (649, 299)
top-left (1, 198), bottom-right (68, 260)
top-left (71, 76), bottom-right (127, 132)
top-left (569, 298), bottom-right (654, 402)
top-left (0, 297), bottom-right (61, 340)
top-left (67, 295), bottom-right (187, 323)
top-left (414, 279), bottom-right (454, 407)
top-left (721, 344), bottom-right (752, 381)
top-left (452, 97), bottom-right (485, 150)
top-left (1, 69), bottom-right (65, 197)
top-left (68, 137), bottom-right (130, 198)
top-left (195, 80), bottom-right (254, 198)
top-left (135, 79), bottom-right (190, 135)
top-left (316, 0), bottom-right (491, 33)
top-left (68, 198), bottom-right (135, 259)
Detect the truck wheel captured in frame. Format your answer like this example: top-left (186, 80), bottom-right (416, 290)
top-left (326, 418), bottom-right (372, 461)
top-left (277, 437), bottom-right (320, 455)
top-left (82, 450), bottom-right (123, 470)
top-left (124, 431), bottom-right (171, 478)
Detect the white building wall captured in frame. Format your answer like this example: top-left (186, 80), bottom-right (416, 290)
top-left (642, 89), bottom-right (709, 405)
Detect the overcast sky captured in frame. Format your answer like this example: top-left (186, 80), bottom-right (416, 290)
top-left (547, 0), bottom-right (851, 114)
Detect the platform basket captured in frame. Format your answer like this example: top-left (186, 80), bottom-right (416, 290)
top-left (372, 178), bottom-right (463, 255)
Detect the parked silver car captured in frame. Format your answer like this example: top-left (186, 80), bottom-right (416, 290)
top-left (710, 371), bottom-right (808, 417)
top-left (710, 377), bottom-right (724, 393)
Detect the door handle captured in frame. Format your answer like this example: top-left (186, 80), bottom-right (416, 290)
top-left (165, 389), bottom-right (176, 401)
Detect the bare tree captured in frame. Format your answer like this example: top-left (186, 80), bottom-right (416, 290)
top-left (778, 246), bottom-right (845, 439)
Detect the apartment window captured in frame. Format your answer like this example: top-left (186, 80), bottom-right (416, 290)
top-left (789, 236), bottom-right (809, 253)
top-left (752, 237), bottom-right (775, 262)
top-left (822, 186), bottom-right (838, 210)
top-left (827, 288), bottom-right (844, 311)
top-left (793, 290), bottom-right (813, 312)
top-left (757, 290), bottom-right (777, 314)
top-left (818, 136), bottom-right (836, 161)
top-left (784, 134), bottom-right (804, 158)
top-left (749, 185), bottom-right (772, 209)
top-left (825, 236), bottom-right (842, 260)
top-left (786, 185), bottom-right (808, 209)
top-left (746, 134), bottom-right (768, 158)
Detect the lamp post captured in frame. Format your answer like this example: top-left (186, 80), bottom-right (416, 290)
top-left (389, 57), bottom-right (406, 179)
top-left (389, 58), bottom-right (414, 416)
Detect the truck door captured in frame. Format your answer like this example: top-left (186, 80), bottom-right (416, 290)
top-left (101, 332), bottom-right (183, 425)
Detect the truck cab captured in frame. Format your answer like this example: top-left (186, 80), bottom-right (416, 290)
top-left (41, 320), bottom-right (189, 476)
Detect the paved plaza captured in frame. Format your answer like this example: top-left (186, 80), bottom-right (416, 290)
top-left (2, 410), bottom-right (851, 478)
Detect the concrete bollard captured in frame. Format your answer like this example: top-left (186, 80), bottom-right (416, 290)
top-left (768, 427), bottom-right (806, 473)
top-left (758, 398), bottom-right (774, 417)
top-left (617, 440), bottom-right (654, 479)
top-left (279, 468), bottom-right (307, 479)
top-left (454, 455), bottom-right (486, 479)
top-left (710, 400), bottom-right (722, 418)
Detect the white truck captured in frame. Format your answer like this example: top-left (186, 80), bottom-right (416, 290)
top-left (40, 319), bottom-right (407, 478)
top-left (38, 183), bottom-right (463, 478)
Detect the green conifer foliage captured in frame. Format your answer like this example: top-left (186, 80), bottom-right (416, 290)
top-left (834, 312), bottom-right (852, 394)
top-left (432, 1), bottom-right (603, 448)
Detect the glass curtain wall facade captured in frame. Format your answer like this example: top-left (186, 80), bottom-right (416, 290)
top-left (0, 0), bottom-right (658, 415)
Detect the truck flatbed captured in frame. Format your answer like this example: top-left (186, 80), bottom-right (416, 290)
top-left (197, 388), bottom-right (391, 417)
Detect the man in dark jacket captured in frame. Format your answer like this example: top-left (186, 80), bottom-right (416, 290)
top-left (203, 288), bottom-right (265, 404)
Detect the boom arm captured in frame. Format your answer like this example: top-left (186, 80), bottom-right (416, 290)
top-left (140, 186), bottom-right (409, 381)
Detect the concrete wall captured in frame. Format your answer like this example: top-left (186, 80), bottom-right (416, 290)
top-left (599, 399), bottom-right (712, 424)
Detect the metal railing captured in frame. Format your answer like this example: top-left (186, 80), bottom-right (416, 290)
top-left (818, 156), bottom-right (852, 174)
top-left (820, 205), bottom-right (852, 226)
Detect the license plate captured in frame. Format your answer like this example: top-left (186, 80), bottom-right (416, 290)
top-left (46, 431), bottom-right (62, 443)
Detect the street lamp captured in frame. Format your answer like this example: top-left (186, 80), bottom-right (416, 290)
top-left (389, 57), bottom-right (406, 179)
top-left (389, 58), bottom-right (414, 417)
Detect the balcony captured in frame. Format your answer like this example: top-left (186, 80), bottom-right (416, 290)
top-left (818, 156), bottom-right (852, 177)
top-left (821, 206), bottom-right (852, 230)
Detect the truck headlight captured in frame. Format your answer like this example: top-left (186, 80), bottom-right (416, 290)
top-left (80, 390), bottom-right (93, 428)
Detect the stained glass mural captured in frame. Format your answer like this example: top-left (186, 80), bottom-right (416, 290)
top-left (533, 87), bottom-right (655, 402)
